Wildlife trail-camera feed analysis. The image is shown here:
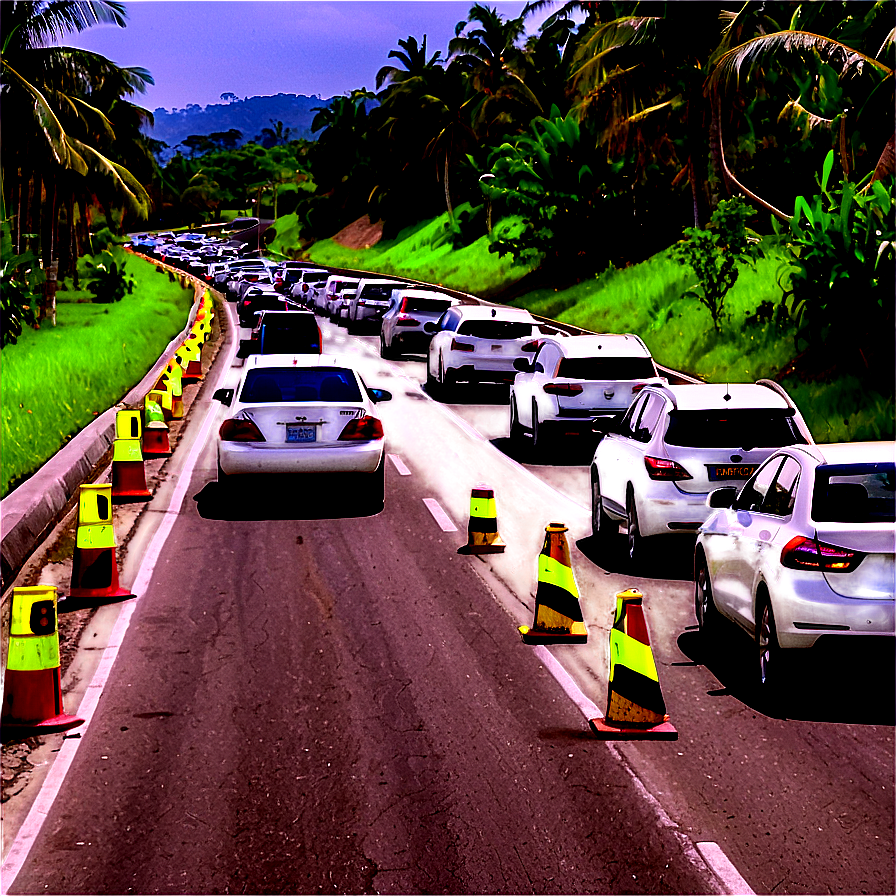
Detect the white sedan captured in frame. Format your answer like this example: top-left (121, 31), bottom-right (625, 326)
top-left (694, 440), bottom-right (895, 694)
top-left (213, 355), bottom-right (391, 506)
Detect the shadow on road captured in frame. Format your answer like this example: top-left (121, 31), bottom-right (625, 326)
top-left (490, 435), bottom-right (595, 468)
top-left (192, 477), bottom-right (384, 521)
top-left (576, 533), bottom-right (695, 582)
top-left (677, 626), bottom-right (896, 725)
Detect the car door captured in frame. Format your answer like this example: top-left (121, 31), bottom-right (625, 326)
top-left (711, 456), bottom-right (794, 627)
top-left (597, 393), bottom-right (651, 515)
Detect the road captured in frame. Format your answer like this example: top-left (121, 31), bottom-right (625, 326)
top-left (5, 305), bottom-right (893, 895)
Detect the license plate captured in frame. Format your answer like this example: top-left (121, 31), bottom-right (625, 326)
top-left (491, 344), bottom-right (502, 353)
top-left (286, 425), bottom-right (316, 443)
top-left (707, 464), bottom-right (758, 481)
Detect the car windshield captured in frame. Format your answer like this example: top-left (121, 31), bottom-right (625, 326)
top-left (457, 320), bottom-right (535, 339)
top-left (664, 409), bottom-right (808, 449)
top-left (812, 463), bottom-right (895, 523)
top-left (240, 367), bottom-right (362, 403)
top-left (557, 357), bottom-right (656, 380)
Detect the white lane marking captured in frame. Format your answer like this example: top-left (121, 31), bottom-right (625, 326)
top-left (697, 842), bottom-right (756, 895)
top-left (415, 380), bottom-right (588, 513)
top-left (388, 454), bottom-right (411, 476)
top-left (423, 498), bottom-right (457, 532)
top-left (531, 645), bottom-right (603, 719)
top-left (0, 303), bottom-right (240, 894)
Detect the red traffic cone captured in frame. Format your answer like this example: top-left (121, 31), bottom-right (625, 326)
top-left (111, 437), bottom-right (152, 502)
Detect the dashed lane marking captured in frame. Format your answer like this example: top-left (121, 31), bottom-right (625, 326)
top-left (423, 498), bottom-right (457, 532)
top-left (388, 454), bottom-right (411, 476)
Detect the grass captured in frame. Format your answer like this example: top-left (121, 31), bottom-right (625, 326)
top-left (1, 254), bottom-right (194, 497)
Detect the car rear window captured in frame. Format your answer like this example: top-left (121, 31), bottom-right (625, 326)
top-left (457, 320), bottom-right (535, 339)
top-left (241, 367), bottom-right (361, 403)
top-left (404, 297), bottom-right (453, 314)
top-left (259, 318), bottom-right (321, 354)
top-left (664, 409), bottom-right (809, 448)
top-left (361, 285), bottom-right (399, 301)
top-left (557, 357), bottom-right (656, 380)
top-left (812, 463), bottom-right (895, 523)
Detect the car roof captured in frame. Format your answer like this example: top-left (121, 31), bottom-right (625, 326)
top-left (456, 305), bottom-right (536, 321)
top-left (810, 441), bottom-right (896, 465)
top-left (544, 333), bottom-right (650, 358)
top-left (245, 353), bottom-right (354, 371)
top-left (655, 383), bottom-right (792, 411)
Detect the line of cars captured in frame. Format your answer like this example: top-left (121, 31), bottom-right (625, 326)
top-left (176, 241), bottom-right (895, 696)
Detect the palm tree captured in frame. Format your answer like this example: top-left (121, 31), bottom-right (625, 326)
top-left (376, 34), bottom-right (443, 90)
top-left (1, 0), bottom-right (152, 270)
top-left (705, 3), bottom-right (895, 220)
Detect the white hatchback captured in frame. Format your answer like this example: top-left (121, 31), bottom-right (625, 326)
top-left (425, 305), bottom-right (541, 395)
top-left (590, 381), bottom-right (814, 567)
top-left (694, 441), bottom-right (895, 693)
top-left (509, 333), bottom-right (663, 454)
top-left (214, 355), bottom-right (391, 505)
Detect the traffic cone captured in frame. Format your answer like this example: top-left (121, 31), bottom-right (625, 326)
top-left (147, 387), bottom-right (173, 422)
top-left (458, 484), bottom-right (506, 555)
top-left (590, 589), bottom-right (677, 740)
top-left (111, 436), bottom-right (152, 502)
top-left (115, 407), bottom-right (143, 442)
top-left (68, 483), bottom-right (135, 605)
top-left (2, 585), bottom-right (84, 735)
top-left (177, 333), bottom-right (204, 383)
top-left (519, 523), bottom-right (588, 644)
top-left (155, 358), bottom-right (184, 419)
top-left (142, 395), bottom-right (171, 456)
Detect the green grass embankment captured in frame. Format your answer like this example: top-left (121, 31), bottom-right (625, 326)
top-left (298, 212), bottom-right (893, 443)
top-left (1, 255), bottom-right (194, 497)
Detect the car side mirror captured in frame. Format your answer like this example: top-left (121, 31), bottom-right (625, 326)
top-left (213, 388), bottom-right (234, 406)
top-left (368, 388), bottom-right (392, 403)
top-left (513, 357), bottom-right (532, 373)
top-left (707, 487), bottom-right (738, 509)
top-left (423, 321), bottom-right (438, 335)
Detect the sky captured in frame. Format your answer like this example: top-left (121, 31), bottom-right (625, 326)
top-left (64, 1), bottom-right (562, 113)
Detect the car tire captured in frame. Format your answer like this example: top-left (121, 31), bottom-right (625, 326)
top-left (216, 457), bottom-right (229, 486)
top-left (359, 454), bottom-right (385, 515)
top-left (591, 471), bottom-right (615, 545)
top-left (694, 556), bottom-right (719, 637)
top-left (439, 357), bottom-right (455, 401)
top-left (756, 592), bottom-right (785, 698)
top-left (626, 491), bottom-right (644, 569)
top-left (379, 335), bottom-right (391, 359)
top-left (532, 401), bottom-right (550, 457)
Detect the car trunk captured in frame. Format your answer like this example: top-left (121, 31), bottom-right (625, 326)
top-left (239, 405), bottom-right (366, 446)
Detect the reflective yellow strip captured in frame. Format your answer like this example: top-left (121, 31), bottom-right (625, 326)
top-left (538, 554), bottom-right (578, 598)
top-left (610, 630), bottom-right (659, 682)
top-left (470, 496), bottom-right (496, 519)
top-left (112, 438), bottom-right (144, 462)
top-left (7, 634), bottom-right (59, 671)
top-left (77, 523), bottom-right (116, 550)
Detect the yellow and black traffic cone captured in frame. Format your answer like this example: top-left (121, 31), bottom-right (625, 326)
top-left (519, 522), bottom-right (587, 644)
top-left (458, 484), bottom-right (506, 555)
top-left (68, 483), bottom-right (135, 606)
top-left (590, 589), bottom-right (677, 740)
top-left (2, 585), bottom-right (84, 735)
top-left (142, 395), bottom-right (171, 457)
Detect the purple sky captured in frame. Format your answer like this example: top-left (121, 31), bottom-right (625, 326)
top-left (64, 1), bottom-right (562, 112)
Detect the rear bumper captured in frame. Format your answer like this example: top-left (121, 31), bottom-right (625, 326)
top-left (218, 440), bottom-right (383, 475)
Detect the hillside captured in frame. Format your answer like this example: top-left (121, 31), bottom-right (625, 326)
top-left (148, 93), bottom-right (323, 159)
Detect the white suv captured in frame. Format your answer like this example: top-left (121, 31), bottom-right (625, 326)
top-left (425, 305), bottom-right (541, 396)
top-left (590, 380), bottom-right (814, 568)
top-left (509, 333), bottom-right (663, 454)
top-left (694, 441), bottom-right (894, 695)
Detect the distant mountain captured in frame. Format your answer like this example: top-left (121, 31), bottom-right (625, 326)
top-left (148, 93), bottom-right (327, 160)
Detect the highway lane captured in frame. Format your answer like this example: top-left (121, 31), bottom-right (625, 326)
top-left (338, 321), bottom-right (895, 896)
top-left (6, 309), bottom-right (892, 895)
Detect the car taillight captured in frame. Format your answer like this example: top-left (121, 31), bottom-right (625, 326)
top-left (631, 382), bottom-right (648, 394)
top-left (521, 340), bottom-right (542, 352)
top-left (451, 339), bottom-right (474, 352)
top-left (246, 274), bottom-right (259, 282)
top-left (644, 456), bottom-right (693, 480)
top-left (543, 382), bottom-right (584, 396)
top-left (338, 415), bottom-right (384, 441)
top-left (397, 316), bottom-right (420, 327)
top-left (219, 418), bottom-right (266, 442)
top-left (780, 536), bottom-right (865, 572)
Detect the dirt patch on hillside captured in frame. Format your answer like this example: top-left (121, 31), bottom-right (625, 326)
top-left (331, 215), bottom-right (384, 250)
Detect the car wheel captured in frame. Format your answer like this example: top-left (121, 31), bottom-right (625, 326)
top-left (379, 335), bottom-right (391, 359)
top-left (439, 356), bottom-right (455, 401)
top-left (216, 457), bottom-right (229, 486)
top-left (591, 471), bottom-right (615, 544)
top-left (694, 556), bottom-right (719, 636)
top-left (756, 592), bottom-right (784, 696)
top-left (359, 453), bottom-right (385, 514)
top-left (425, 363), bottom-right (440, 398)
top-left (626, 491), bottom-right (644, 569)
top-left (531, 401), bottom-right (545, 457)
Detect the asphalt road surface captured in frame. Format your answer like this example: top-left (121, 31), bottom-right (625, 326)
top-left (5, 306), bottom-right (893, 895)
